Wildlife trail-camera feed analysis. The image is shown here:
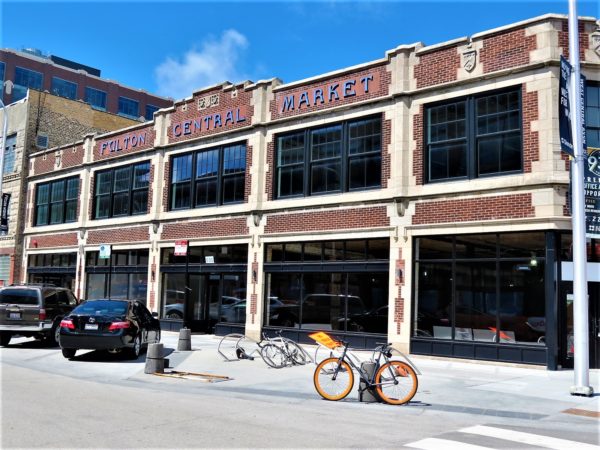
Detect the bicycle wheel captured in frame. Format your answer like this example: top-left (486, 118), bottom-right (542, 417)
top-left (313, 357), bottom-right (354, 401)
top-left (285, 340), bottom-right (309, 365)
top-left (375, 360), bottom-right (418, 405)
top-left (260, 344), bottom-right (287, 368)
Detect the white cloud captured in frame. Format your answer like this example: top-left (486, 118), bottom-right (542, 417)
top-left (154, 29), bottom-right (249, 99)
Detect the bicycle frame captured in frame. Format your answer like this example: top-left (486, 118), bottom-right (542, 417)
top-left (329, 343), bottom-right (399, 391)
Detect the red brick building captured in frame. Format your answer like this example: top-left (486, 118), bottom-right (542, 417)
top-left (21, 14), bottom-right (600, 369)
top-left (0, 48), bottom-right (172, 120)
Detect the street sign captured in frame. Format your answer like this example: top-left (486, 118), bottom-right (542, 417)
top-left (174, 240), bottom-right (188, 256)
top-left (99, 244), bottom-right (111, 259)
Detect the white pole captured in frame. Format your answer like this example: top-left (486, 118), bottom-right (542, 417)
top-left (568, 0), bottom-right (593, 397)
top-left (0, 98), bottom-right (6, 199)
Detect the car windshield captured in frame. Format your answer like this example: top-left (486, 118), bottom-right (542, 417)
top-left (73, 300), bottom-right (128, 316)
top-left (0, 289), bottom-right (39, 305)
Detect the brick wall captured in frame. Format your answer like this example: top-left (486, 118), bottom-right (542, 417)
top-left (414, 46), bottom-right (460, 89)
top-left (412, 193), bottom-right (535, 225)
top-left (270, 65), bottom-right (390, 120)
top-left (558, 20), bottom-right (589, 60)
top-left (32, 144), bottom-right (85, 176)
top-left (87, 226), bottom-right (149, 245)
top-left (29, 232), bottom-right (78, 249)
top-left (480, 28), bottom-right (536, 73)
top-left (413, 106), bottom-right (424, 185)
top-left (265, 206), bottom-right (389, 234)
top-left (162, 217), bottom-right (248, 240)
top-left (522, 87), bottom-right (539, 173)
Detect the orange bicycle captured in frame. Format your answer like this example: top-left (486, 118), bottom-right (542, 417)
top-left (310, 333), bottom-right (418, 405)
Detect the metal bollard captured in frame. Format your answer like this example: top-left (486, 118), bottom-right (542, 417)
top-left (177, 327), bottom-right (192, 351)
top-left (359, 361), bottom-right (380, 403)
top-left (145, 343), bottom-right (165, 374)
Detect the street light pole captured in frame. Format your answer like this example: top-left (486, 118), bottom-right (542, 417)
top-left (567, 0), bottom-right (593, 397)
top-left (0, 98), bottom-right (6, 199)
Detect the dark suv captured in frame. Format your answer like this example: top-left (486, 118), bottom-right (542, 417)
top-left (0, 285), bottom-right (78, 346)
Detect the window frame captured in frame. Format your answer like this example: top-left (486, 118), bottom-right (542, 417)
top-left (145, 104), bottom-right (159, 120)
top-left (93, 161), bottom-right (150, 220)
top-left (51, 76), bottom-right (78, 100)
top-left (274, 115), bottom-right (382, 199)
top-left (424, 87), bottom-right (523, 183)
top-left (586, 82), bottom-right (599, 149)
top-left (169, 143), bottom-right (247, 211)
top-left (85, 86), bottom-right (107, 111)
top-left (34, 176), bottom-right (79, 226)
top-left (118, 96), bottom-right (140, 119)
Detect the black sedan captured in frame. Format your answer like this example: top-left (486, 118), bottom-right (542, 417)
top-left (59, 299), bottom-right (160, 359)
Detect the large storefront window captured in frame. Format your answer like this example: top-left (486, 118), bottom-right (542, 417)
top-left (264, 239), bottom-right (389, 334)
top-left (27, 253), bottom-right (77, 290)
top-left (85, 250), bottom-right (148, 301)
top-left (160, 244), bottom-right (247, 333)
top-left (413, 233), bottom-right (546, 345)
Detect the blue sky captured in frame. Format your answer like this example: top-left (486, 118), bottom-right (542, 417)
top-left (1, 1), bottom-right (598, 100)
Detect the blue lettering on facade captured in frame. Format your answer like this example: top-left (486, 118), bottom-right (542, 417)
top-left (225, 110), bottom-right (234, 125)
top-left (328, 84), bottom-right (339, 102)
top-left (314, 88), bottom-right (324, 105)
top-left (282, 95), bottom-right (295, 112)
top-left (203, 116), bottom-right (212, 129)
top-left (214, 114), bottom-right (222, 127)
top-left (173, 124), bottom-right (182, 137)
top-left (360, 75), bottom-right (373, 92)
top-left (236, 108), bottom-right (246, 122)
top-left (298, 92), bottom-right (310, 108)
top-left (183, 120), bottom-right (192, 135)
top-left (343, 80), bottom-right (356, 98)
top-left (194, 120), bottom-right (202, 131)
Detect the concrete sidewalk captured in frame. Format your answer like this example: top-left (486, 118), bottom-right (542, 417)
top-left (154, 332), bottom-right (600, 422)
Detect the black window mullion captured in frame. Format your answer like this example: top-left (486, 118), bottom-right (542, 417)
top-left (467, 97), bottom-right (476, 179)
top-left (342, 122), bottom-right (348, 192)
top-left (304, 129), bottom-right (310, 197)
top-left (217, 146), bottom-right (223, 205)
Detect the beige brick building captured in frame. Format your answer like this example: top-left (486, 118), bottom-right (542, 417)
top-left (21, 14), bottom-right (600, 369)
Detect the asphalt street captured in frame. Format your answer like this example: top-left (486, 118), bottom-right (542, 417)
top-left (1, 332), bottom-right (598, 449)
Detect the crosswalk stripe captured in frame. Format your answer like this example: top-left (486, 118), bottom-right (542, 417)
top-left (405, 437), bottom-right (492, 450)
top-left (461, 425), bottom-right (600, 450)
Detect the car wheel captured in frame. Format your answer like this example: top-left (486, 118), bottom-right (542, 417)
top-left (129, 335), bottom-right (142, 359)
top-left (62, 348), bottom-right (76, 359)
top-left (0, 332), bottom-right (11, 347)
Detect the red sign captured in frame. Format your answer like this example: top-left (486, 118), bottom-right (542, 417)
top-left (174, 240), bottom-right (188, 256)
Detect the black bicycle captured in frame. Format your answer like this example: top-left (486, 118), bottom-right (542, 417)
top-left (312, 338), bottom-right (418, 405)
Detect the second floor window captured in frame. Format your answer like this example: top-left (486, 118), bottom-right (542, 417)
top-left (118, 96), bottom-right (139, 119)
top-left (275, 116), bottom-right (382, 198)
top-left (85, 87), bottom-right (107, 110)
top-left (35, 177), bottom-right (79, 226)
top-left (94, 162), bottom-right (150, 219)
top-left (3, 134), bottom-right (16, 174)
top-left (170, 143), bottom-right (246, 210)
top-left (13, 67), bottom-right (43, 102)
top-left (426, 88), bottom-right (522, 182)
top-left (51, 77), bottom-right (77, 99)
top-left (145, 104), bottom-right (159, 120)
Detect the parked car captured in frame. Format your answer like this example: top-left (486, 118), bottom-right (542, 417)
top-left (59, 299), bottom-right (160, 359)
top-left (0, 284), bottom-right (78, 347)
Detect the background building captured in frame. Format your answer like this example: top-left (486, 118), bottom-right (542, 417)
top-left (0, 48), bottom-right (173, 120)
top-left (0, 90), bottom-right (141, 286)
top-left (21, 14), bottom-right (600, 370)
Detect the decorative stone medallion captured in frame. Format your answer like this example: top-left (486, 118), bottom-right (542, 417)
top-left (463, 50), bottom-right (477, 72)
